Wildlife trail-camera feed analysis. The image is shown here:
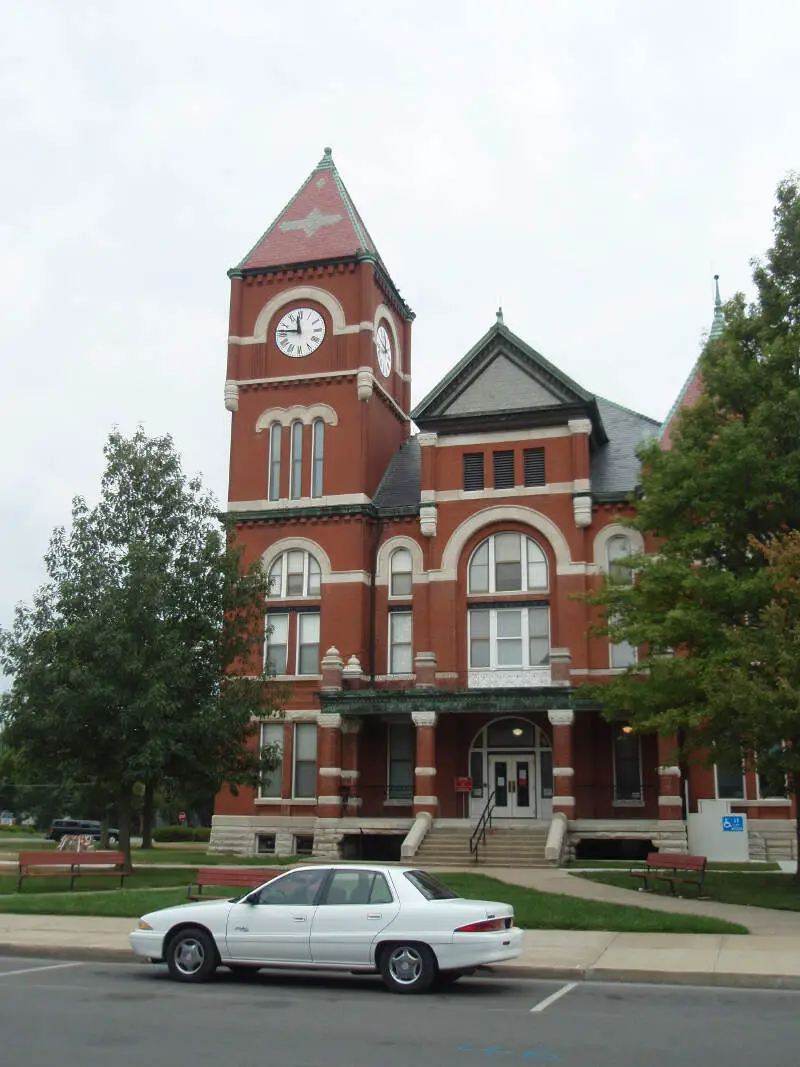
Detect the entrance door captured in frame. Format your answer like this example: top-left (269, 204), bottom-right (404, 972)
top-left (489, 755), bottom-right (536, 817)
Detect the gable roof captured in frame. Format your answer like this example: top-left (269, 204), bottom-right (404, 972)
top-left (411, 314), bottom-right (607, 443)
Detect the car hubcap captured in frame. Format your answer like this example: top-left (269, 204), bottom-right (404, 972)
top-left (174, 938), bottom-right (205, 975)
top-left (388, 947), bottom-right (423, 985)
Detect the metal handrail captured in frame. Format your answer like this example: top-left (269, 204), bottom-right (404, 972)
top-left (469, 789), bottom-right (496, 862)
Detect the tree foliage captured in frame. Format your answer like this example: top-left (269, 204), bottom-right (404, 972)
top-left (0, 428), bottom-right (282, 865)
top-left (585, 175), bottom-right (800, 874)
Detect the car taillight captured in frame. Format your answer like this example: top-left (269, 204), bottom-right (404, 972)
top-left (454, 917), bottom-right (511, 933)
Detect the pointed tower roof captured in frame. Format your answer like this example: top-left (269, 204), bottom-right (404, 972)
top-left (234, 147), bottom-right (380, 271)
top-left (659, 275), bottom-right (725, 447)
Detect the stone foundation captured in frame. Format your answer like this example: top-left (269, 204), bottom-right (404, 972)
top-left (748, 820), bottom-right (798, 863)
top-left (210, 814), bottom-right (413, 858)
top-left (566, 819), bottom-right (688, 859)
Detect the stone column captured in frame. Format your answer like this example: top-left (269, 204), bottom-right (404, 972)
top-left (547, 709), bottom-right (575, 816)
top-left (657, 733), bottom-right (683, 820)
top-left (412, 710), bottom-right (438, 817)
top-left (340, 718), bottom-right (362, 815)
top-left (316, 713), bottom-right (343, 819)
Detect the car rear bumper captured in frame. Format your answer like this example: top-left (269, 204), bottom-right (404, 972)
top-left (130, 930), bottom-right (165, 962)
top-left (434, 925), bottom-right (523, 972)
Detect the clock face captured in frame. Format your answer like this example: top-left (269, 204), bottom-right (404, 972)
top-left (275, 307), bottom-right (326, 357)
top-left (375, 324), bottom-right (392, 377)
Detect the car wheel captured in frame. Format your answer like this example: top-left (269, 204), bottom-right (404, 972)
top-left (166, 927), bottom-right (218, 983)
top-left (380, 943), bottom-right (437, 994)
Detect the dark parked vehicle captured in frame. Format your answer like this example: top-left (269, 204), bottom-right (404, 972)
top-left (47, 819), bottom-right (119, 844)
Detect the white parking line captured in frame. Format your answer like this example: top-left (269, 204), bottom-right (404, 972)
top-left (0, 962), bottom-right (84, 979)
top-left (530, 981), bottom-right (578, 1013)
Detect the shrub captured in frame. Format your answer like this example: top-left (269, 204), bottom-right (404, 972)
top-left (152, 825), bottom-right (211, 843)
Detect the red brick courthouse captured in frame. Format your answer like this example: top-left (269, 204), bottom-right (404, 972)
top-left (210, 150), bottom-right (796, 865)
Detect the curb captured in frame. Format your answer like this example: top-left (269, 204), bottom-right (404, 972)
top-left (1, 945), bottom-right (798, 992)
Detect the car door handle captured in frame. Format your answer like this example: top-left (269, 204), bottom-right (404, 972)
top-left (366, 913), bottom-right (382, 919)
top-left (292, 915), bottom-right (307, 922)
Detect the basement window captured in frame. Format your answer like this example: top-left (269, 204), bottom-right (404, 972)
top-left (294, 834), bottom-right (314, 856)
top-left (256, 833), bottom-right (276, 854)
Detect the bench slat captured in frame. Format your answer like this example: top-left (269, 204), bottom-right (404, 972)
top-left (187, 868), bottom-right (278, 901)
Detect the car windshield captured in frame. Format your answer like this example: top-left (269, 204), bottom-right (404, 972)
top-left (404, 870), bottom-right (460, 900)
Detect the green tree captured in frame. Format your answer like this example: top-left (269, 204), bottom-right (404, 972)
top-left (585, 175), bottom-right (800, 877)
top-left (0, 428), bottom-right (283, 867)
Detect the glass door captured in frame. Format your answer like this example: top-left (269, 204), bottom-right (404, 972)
top-left (488, 755), bottom-right (536, 817)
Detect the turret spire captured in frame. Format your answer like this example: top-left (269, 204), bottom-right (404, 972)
top-left (709, 274), bottom-right (724, 341)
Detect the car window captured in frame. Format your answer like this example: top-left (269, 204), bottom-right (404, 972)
top-left (320, 870), bottom-right (394, 906)
top-left (404, 870), bottom-right (460, 900)
top-left (254, 869), bottom-right (328, 906)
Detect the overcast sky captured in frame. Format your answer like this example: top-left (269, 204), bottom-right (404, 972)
top-left (1, 1), bottom-right (798, 642)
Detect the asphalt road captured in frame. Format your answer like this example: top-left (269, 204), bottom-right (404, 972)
top-left (0, 955), bottom-right (798, 1067)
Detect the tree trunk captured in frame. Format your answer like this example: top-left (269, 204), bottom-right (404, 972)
top-left (118, 790), bottom-right (134, 874)
top-left (141, 782), bottom-right (155, 850)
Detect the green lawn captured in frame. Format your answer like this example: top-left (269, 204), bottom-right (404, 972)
top-left (431, 873), bottom-right (746, 934)
top-left (566, 859), bottom-right (780, 872)
top-left (0, 867), bottom-right (747, 931)
top-left (131, 849), bottom-right (299, 866)
top-left (575, 869), bottom-right (800, 912)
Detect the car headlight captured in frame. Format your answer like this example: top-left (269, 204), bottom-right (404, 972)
top-left (137, 920), bottom-right (153, 930)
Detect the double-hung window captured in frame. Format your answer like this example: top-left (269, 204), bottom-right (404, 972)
top-left (289, 421), bottom-right (303, 500)
top-left (293, 723), bottom-right (317, 798)
top-left (259, 722), bottom-right (284, 798)
top-left (268, 422), bottom-right (282, 501)
top-left (297, 612), bottom-right (320, 675)
top-left (264, 614), bottom-right (289, 674)
top-left (388, 611), bottom-right (412, 674)
top-left (468, 606), bottom-right (549, 669)
top-left (311, 418), bottom-right (324, 498)
top-left (607, 535), bottom-right (636, 668)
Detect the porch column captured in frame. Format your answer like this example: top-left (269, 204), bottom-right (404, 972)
top-left (412, 711), bottom-right (438, 817)
top-left (657, 733), bottom-right (683, 820)
top-left (547, 709), bottom-right (575, 816)
top-left (316, 713), bottom-right (342, 818)
top-left (340, 718), bottom-right (362, 815)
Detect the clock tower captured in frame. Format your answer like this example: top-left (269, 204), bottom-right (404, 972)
top-left (224, 147), bottom-right (414, 509)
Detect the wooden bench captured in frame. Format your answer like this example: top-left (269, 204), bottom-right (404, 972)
top-left (187, 868), bottom-right (280, 901)
top-left (17, 851), bottom-right (127, 891)
top-left (630, 852), bottom-right (708, 897)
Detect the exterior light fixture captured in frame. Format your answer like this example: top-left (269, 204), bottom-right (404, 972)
top-left (621, 725), bottom-right (634, 735)
top-left (512, 727), bottom-right (524, 737)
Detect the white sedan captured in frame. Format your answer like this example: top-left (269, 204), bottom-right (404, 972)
top-left (130, 864), bottom-right (522, 994)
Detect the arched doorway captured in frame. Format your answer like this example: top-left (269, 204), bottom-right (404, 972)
top-left (468, 718), bottom-right (552, 821)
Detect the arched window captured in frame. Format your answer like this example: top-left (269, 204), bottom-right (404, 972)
top-left (607, 534), bottom-right (633, 584)
top-left (268, 422), bottom-right (282, 501)
top-left (289, 421), bottom-right (303, 500)
top-left (268, 550), bottom-right (321, 598)
top-left (311, 418), bottom-right (324, 498)
top-left (468, 533), bottom-right (548, 594)
top-left (389, 548), bottom-right (413, 597)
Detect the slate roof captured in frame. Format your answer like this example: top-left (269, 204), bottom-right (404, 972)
top-left (591, 398), bottom-right (661, 497)
top-left (373, 436), bottom-right (420, 512)
top-left (234, 148), bottom-right (381, 272)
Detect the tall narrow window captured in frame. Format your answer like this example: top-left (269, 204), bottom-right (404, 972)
top-left (293, 723), bottom-right (317, 798)
top-left (715, 761), bottom-right (745, 800)
top-left (268, 422), bottom-right (282, 501)
top-left (259, 722), bottom-right (284, 798)
top-left (607, 535), bottom-right (636, 668)
top-left (311, 418), bottom-right (324, 498)
top-left (387, 722), bottom-right (414, 800)
top-left (264, 613), bottom-right (289, 674)
top-left (297, 612), bottom-right (320, 675)
top-left (290, 421), bottom-right (303, 500)
top-left (389, 548), bottom-right (413, 597)
top-left (389, 611), bottom-right (413, 674)
top-left (612, 728), bottom-right (643, 803)
top-left (463, 452), bottom-right (485, 491)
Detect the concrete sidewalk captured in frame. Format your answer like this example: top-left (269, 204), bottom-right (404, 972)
top-left (0, 913), bottom-right (799, 991)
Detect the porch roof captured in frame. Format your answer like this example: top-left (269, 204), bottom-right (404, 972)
top-left (316, 687), bottom-right (601, 716)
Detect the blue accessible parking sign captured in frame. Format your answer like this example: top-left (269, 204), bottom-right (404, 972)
top-left (721, 815), bottom-right (745, 832)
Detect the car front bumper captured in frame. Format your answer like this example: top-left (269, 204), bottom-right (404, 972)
top-left (434, 925), bottom-right (524, 972)
top-left (130, 929), bottom-right (165, 962)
